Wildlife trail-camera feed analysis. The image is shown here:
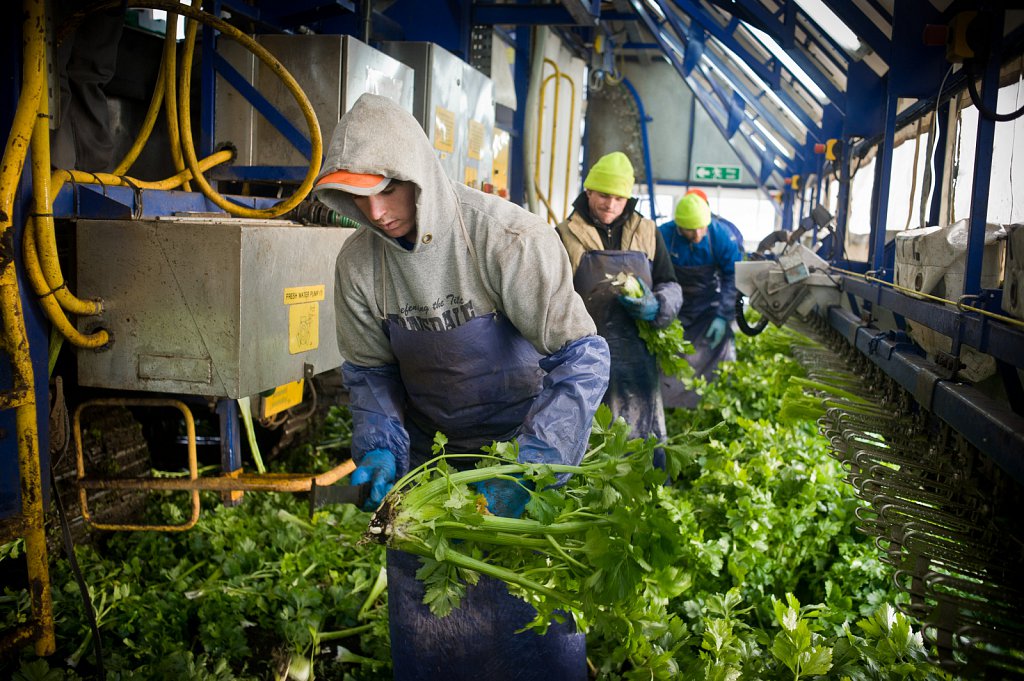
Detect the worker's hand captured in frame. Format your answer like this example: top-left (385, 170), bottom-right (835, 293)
top-left (705, 316), bottom-right (728, 348)
top-left (618, 278), bottom-right (659, 321)
top-left (350, 448), bottom-right (396, 510)
top-left (473, 477), bottom-right (531, 518)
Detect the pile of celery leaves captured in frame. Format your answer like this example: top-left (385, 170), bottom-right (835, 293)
top-left (363, 405), bottom-right (716, 672)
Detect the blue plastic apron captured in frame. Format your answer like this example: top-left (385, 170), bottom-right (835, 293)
top-left (661, 229), bottom-right (736, 408)
top-left (573, 249), bottom-right (666, 467)
top-left (375, 218), bottom-right (586, 681)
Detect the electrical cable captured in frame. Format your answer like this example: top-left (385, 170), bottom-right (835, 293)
top-left (904, 118), bottom-right (922, 231)
top-left (50, 467), bottom-right (105, 676)
top-left (964, 58), bottom-right (1024, 123)
top-left (920, 65), bottom-right (954, 228)
top-left (734, 295), bottom-right (769, 336)
top-left (48, 398), bottom-right (105, 677)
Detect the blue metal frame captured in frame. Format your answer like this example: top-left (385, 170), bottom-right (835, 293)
top-left (829, 306), bottom-right (1024, 484)
top-left (669, 0), bottom-right (829, 140)
top-left (628, 0), bottom-right (789, 199)
top-left (210, 52), bottom-right (316, 160)
top-left (841, 278), bottom-right (1024, 371)
top-left (51, 185), bottom-right (284, 220)
top-left (722, 0), bottom-right (847, 109)
top-left (963, 15), bottom-right (1003, 297)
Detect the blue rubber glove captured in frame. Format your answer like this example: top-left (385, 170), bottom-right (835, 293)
top-left (473, 477), bottom-right (531, 518)
top-left (618, 278), bottom-right (659, 321)
top-left (350, 448), bottom-right (396, 510)
top-left (705, 316), bottom-right (728, 348)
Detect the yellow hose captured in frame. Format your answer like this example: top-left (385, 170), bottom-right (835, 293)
top-left (113, 47), bottom-right (166, 175)
top-left (24, 0), bottom-right (319, 351)
top-left (162, 12), bottom-right (191, 192)
top-left (55, 149), bottom-right (234, 192)
top-left (175, 0), bottom-right (321, 218)
top-left (0, 2), bottom-right (44, 225)
top-left (58, 0), bottom-right (321, 219)
top-left (26, 64), bottom-right (103, 317)
top-left (0, 0), bottom-right (55, 656)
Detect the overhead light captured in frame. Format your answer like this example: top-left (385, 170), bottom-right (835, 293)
top-left (744, 24), bottom-right (828, 104)
top-left (792, 0), bottom-right (864, 55)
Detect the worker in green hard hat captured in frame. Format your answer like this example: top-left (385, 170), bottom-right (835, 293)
top-left (657, 192), bottom-right (744, 408)
top-left (556, 151), bottom-right (681, 470)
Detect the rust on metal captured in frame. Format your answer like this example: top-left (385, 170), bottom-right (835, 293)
top-left (73, 397), bottom-right (355, 532)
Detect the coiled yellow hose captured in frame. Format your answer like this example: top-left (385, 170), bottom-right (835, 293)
top-left (22, 0), bottom-right (322, 349)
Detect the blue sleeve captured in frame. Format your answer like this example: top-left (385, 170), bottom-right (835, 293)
top-left (341, 361), bottom-right (412, 476)
top-left (515, 335), bottom-right (611, 474)
top-left (712, 222), bottom-right (743, 321)
top-left (652, 281), bottom-right (682, 328)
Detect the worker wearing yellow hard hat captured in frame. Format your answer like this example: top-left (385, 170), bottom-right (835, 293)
top-left (555, 151), bottom-right (682, 470)
top-left (657, 191), bottom-right (745, 407)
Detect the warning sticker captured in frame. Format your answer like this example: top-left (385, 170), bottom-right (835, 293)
top-left (283, 285), bottom-right (325, 305)
top-left (434, 107), bottom-right (455, 153)
top-left (288, 302), bottom-right (319, 354)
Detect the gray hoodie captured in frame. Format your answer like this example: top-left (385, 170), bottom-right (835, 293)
top-left (313, 93), bottom-right (597, 367)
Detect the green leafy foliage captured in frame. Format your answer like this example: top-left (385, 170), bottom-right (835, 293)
top-left (4, 483), bottom-right (389, 680)
top-left (5, 330), bottom-right (955, 680)
top-left (364, 405), bottom-right (720, 675)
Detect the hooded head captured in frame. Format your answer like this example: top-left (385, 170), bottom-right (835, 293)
top-left (312, 94), bottom-right (453, 249)
top-left (583, 152), bottom-right (635, 198)
top-left (674, 193), bottom-right (712, 244)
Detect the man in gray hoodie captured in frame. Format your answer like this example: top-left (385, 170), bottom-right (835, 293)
top-left (313, 93), bottom-right (610, 681)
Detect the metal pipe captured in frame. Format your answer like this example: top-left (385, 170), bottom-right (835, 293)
top-left (78, 462), bottom-right (357, 493)
top-left (72, 398), bottom-right (358, 531)
top-left (74, 398), bottom-right (201, 532)
top-left (361, 0), bottom-right (372, 44)
top-left (963, 14), bottom-right (1004, 296)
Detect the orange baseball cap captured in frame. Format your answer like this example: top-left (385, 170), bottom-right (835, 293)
top-left (685, 188), bottom-right (709, 204)
top-left (316, 169), bottom-right (391, 196)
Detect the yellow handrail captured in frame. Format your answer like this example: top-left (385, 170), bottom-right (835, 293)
top-left (533, 59), bottom-right (576, 225)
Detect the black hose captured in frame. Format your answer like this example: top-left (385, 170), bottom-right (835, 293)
top-left (965, 58), bottom-right (1024, 122)
top-left (735, 295), bottom-right (769, 336)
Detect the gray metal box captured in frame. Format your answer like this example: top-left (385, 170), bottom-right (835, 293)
top-left (76, 218), bottom-right (355, 398)
top-left (380, 41), bottom-right (495, 188)
top-left (215, 34), bottom-right (415, 167)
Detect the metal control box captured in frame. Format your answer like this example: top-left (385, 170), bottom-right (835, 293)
top-left (894, 219), bottom-right (1005, 300)
top-left (380, 41), bottom-right (495, 188)
top-left (76, 218), bottom-right (355, 398)
top-left (894, 220), bottom-right (1006, 382)
top-left (215, 34), bottom-right (415, 167)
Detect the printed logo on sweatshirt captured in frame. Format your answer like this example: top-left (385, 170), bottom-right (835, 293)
top-left (387, 296), bottom-right (478, 332)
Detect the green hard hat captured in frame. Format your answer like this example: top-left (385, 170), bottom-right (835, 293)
top-left (583, 152), bottom-right (635, 198)
top-left (674, 193), bottom-right (712, 230)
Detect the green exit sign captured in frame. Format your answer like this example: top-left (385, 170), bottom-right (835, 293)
top-left (692, 164), bottom-right (742, 183)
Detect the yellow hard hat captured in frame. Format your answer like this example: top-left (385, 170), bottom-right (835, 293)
top-left (674, 193), bottom-right (711, 230)
top-left (583, 152), bottom-right (634, 198)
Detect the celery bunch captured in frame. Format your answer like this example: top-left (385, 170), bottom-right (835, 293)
top-left (362, 406), bottom-right (722, 668)
top-left (610, 272), bottom-right (695, 381)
